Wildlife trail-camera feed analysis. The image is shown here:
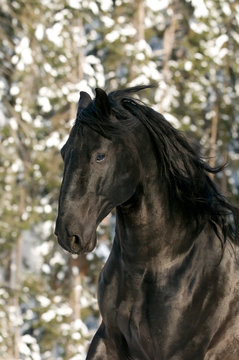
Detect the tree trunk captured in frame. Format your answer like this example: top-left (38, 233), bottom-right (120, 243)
top-left (209, 102), bottom-right (219, 176)
top-left (70, 254), bottom-right (88, 320)
top-left (12, 233), bottom-right (22, 359)
top-left (135, 0), bottom-right (145, 42)
top-left (69, 17), bottom-right (85, 121)
top-left (159, 9), bottom-right (177, 112)
top-left (129, 0), bottom-right (145, 82)
top-left (221, 149), bottom-right (228, 195)
top-left (10, 185), bottom-right (25, 359)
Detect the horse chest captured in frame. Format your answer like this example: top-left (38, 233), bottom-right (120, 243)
top-left (99, 268), bottom-right (146, 329)
top-left (116, 296), bottom-right (142, 333)
top-left (99, 264), bottom-right (154, 358)
top-left (115, 295), bottom-right (154, 359)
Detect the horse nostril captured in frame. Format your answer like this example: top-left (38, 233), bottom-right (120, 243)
top-left (71, 235), bottom-right (81, 253)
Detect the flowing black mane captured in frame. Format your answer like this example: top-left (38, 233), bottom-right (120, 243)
top-left (76, 85), bottom-right (239, 247)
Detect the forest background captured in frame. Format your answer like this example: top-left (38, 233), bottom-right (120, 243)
top-left (0, 0), bottom-right (239, 359)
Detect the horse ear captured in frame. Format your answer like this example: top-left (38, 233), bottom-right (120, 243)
top-left (78, 91), bottom-right (92, 111)
top-left (95, 88), bottom-right (111, 116)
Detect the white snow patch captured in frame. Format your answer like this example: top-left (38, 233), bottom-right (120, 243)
top-left (101, 16), bottom-right (114, 28)
top-left (188, 0), bottom-right (209, 18)
top-left (38, 96), bottom-right (52, 112)
top-left (9, 117), bottom-right (18, 131)
top-left (67, 91), bottom-right (81, 103)
top-left (184, 61), bottom-right (192, 71)
top-left (136, 53), bottom-right (145, 61)
top-left (44, 204), bottom-right (52, 214)
top-left (35, 24), bottom-right (44, 40)
top-left (83, 63), bottom-right (95, 76)
top-left (86, 55), bottom-right (100, 65)
top-left (46, 23), bottom-right (63, 47)
top-left (222, 3), bottom-right (231, 16)
top-left (42, 264), bottom-right (51, 274)
top-left (11, 54), bottom-right (19, 65)
top-left (129, 75), bottom-right (151, 87)
top-left (22, 334), bottom-right (36, 344)
top-left (57, 304), bottom-right (72, 317)
top-left (73, 318), bottom-right (89, 336)
top-left (194, 53), bottom-right (203, 60)
top-left (76, 79), bottom-right (94, 98)
top-left (99, 0), bottom-right (112, 11)
top-left (22, 111), bottom-right (32, 123)
top-left (39, 220), bottom-right (54, 237)
top-left (182, 116), bottom-right (191, 125)
top-left (121, 26), bottom-right (136, 37)
top-left (46, 131), bottom-right (60, 148)
top-left (62, 85), bottom-right (70, 95)
top-left (19, 342), bottom-right (31, 356)
top-left (41, 309), bottom-right (56, 322)
top-left (89, 1), bottom-right (99, 14)
top-left (15, 37), bottom-right (33, 65)
top-left (95, 72), bottom-right (105, 88)
top-left (216, 34), bottom-right (229, 50)
top-left (205, 35), bottom-right (229, 62)
top-left (94, 243), bottom-right (110, 261)
top-left (50, 252), bottom-right (66, 266)
top-left (54, 295), bottom-right (62, 303)
top-left (67, 0), bottom-right (81, 9)
top-left (70, 353), bottom-right (87, 360)
top-left (124, 43), bottom-right (134, 55)
top-left (190, 124), bottom-right (197, 132)
top-left (232, 31), bottom-right (239, 44)
top-left (10, 85), bottom-right (20, 96)
top-left (38, 242), bottom-right (52, 257)
top-left (39, 86), bottom-right (55, 97)
top-left (135, 39), bottom-right (152, 56)
top-left (190, 20), bottom-right (209, 34)
top-left (59, 54), bottom-right (67, 63)
top-left (44, 63), bottom-right (58, 77)
top-left (20, 335), bottom-right (40, 359)
top-left (105, 30), bottom-right (120, 43)
top-left (164, 113), bottom-right (180, 129)
top-left (72, 332), bottom-right (81, 340)
top-left (146, 0), bottom-right (169, 11)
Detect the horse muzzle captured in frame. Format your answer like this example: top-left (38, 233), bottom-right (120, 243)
top-left (55, 218), bottom-right (97, 254)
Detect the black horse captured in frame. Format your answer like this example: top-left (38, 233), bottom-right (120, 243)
top-left (55, 86), bottom-right (239, 360)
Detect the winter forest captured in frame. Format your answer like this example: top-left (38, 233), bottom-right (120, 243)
top-left (0, 0), bottom-right (239, 359)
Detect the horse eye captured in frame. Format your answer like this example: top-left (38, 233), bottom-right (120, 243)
top-left (96, 154), bottom-right (105, 163)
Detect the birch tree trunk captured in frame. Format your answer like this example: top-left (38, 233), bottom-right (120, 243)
top-left (130, 0), bottom-right (145, 81)
top-left (69, 17), bottom-right (85, 121)
top-left (10, 185), bottom-right (25, 359)
top-left (209, 102), bottom-right (219, 177)
top-left (159, 7), bottom-right (177, 112)
top-left (135, 0), bottom-right (145, 42)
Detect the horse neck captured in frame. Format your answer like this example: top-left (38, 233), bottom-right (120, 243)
top-left (115, 152), bottom-right (213, 267)
top-left (115, 181), bottom-right (219, 272)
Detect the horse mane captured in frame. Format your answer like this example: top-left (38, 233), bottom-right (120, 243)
top-left (77, 85), bottom-right (239, 247)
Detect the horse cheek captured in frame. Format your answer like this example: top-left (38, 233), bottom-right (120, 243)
top-left (110, 165), bottom-right (139, 206)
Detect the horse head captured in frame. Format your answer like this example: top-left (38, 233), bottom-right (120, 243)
top-left (55, 88), bottom-right (140, 254)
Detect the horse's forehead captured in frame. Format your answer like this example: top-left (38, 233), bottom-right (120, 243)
top-left (70, 125), bottom-right (107, 151)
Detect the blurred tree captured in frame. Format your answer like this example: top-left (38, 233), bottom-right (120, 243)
top-left (167, 0), bottom-right (239, 198)
top-left (0, 0), bottom-right (238, 359)
top-left (0, 0), bottom-right (105, 358)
